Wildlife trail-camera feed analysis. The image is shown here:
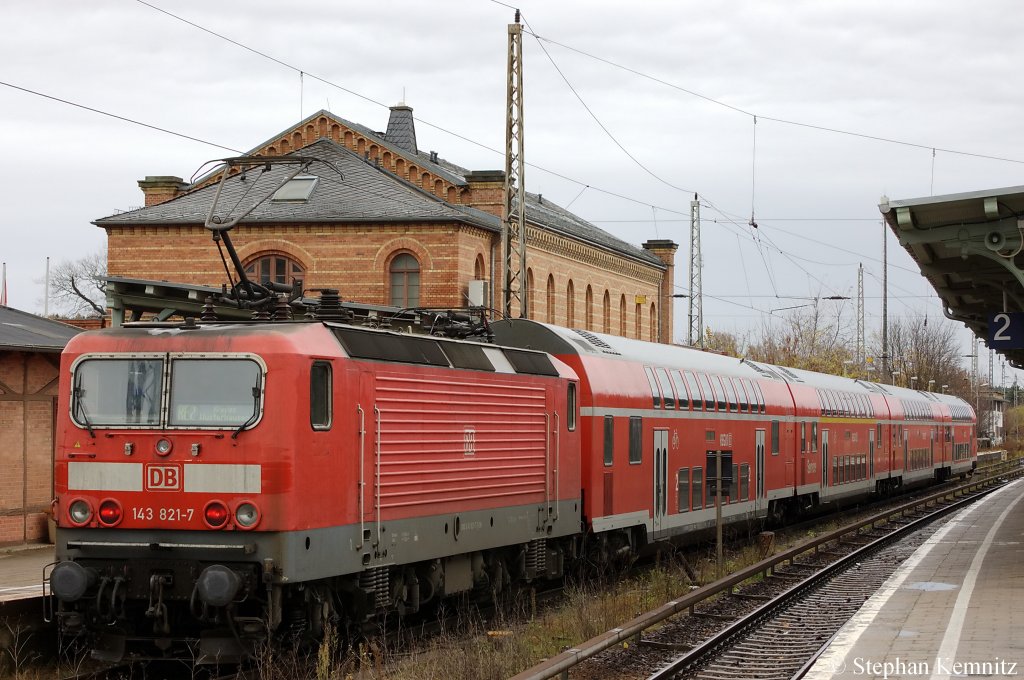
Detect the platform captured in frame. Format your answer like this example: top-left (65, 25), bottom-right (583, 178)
top-left (0, 544), bottom-right (53, 603)
top-left (806, 478), bottom-right (1024, 680)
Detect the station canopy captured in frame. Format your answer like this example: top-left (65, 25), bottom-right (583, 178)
top-left (880, 185), bottom-right (1024, 368)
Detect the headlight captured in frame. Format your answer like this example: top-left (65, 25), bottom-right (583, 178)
top-left (235, 502), bottom-right (260, 529)
top-left (68, 499), bottom-right (92, 525)
top-left (155, 438), bottom-right (173, 456)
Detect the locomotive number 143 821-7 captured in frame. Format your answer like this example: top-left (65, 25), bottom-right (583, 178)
top-left (131, 506), bottom-right (195, 522)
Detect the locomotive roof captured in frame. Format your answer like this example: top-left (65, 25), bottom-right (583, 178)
top-left (491, 319), bottom-right (972, 408)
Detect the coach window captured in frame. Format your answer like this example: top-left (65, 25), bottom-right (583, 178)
top-left (389, 253), bottom-right (420, 308)
top-left (655, 368), bottom-right (675, 408)
top-left (697, 373), bottom-right (715, 410)
top-left (310, 361), bottom-right (332, 430)
top-left (691, 468), bottom-right (703, 510)
top-left (711, 376), bottom-right (727, 410)
top-left (671, 370), bottom-right (690, 409)
top-left (800, 422), bottom-right (807, 452)
top-left (752, 382), bottom-right (766, 414)
top-left (567, 383), bottom-right (577, 431)
top-left (684, 372), bottom-right (703, 410)
top-left (771, 420), bottom-right (780, 456)
top-left (677, 468), bottom-right (690, 512)
top-left (740, 463), bottom-right (750, 501)
top-left (736, 379), bottom-right (750, 412)
top-left (603, 415), bottom-right (614, 466)
top-left (644, 367), bottom-right (662, 408)
top-left (629, 416), bottom-right (642, 464)
top-left (811, 421), bottom-right (818, 452)
top-left (722, 377), bottom-right (738, 411)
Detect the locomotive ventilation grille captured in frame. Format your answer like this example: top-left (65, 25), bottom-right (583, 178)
top-left (571, 330), bottom-right (621, 355)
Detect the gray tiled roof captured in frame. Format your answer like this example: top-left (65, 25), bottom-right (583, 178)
top-left (0, 306), bottom-right (81, 352)
top-left (104, 110), bottom-right (664, 268)
top-left (522, 192), bottom-right (661, 266)
top-left (241, 110), bottom-right (469, 187)
top-left (95, 139), bottom-right (497, 229)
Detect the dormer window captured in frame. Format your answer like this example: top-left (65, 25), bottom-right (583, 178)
top-left (272, 175), bottom-right (318, 202)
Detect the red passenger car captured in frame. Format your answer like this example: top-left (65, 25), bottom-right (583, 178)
top-left (491, 320), bottom-right (976, 553)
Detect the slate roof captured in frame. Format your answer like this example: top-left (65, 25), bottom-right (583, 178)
top-left (95, 138), bottom-right (497, 230)
top-left (0, 306), bottom-right (81, 352)
top-left (99, 110), bottom-right (665, 268)
top-left (242, 110), bottom-right (469, 187)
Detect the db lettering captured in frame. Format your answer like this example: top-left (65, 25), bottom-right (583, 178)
top-left (146, 464), bottom-right (181, 491)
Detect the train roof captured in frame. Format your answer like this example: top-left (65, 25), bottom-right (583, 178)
top-left (63, 319), bottom-right (578, 381)
top-left (491, 319), bottom-right (973, 409)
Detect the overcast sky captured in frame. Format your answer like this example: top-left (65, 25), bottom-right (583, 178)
top-left (2, 1), bottom-right (1022, 381)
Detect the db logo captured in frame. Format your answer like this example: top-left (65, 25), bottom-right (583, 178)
top-left (145, 464), bottom-right (182, 491)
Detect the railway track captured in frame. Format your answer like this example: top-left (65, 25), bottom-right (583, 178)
top-left (512, 460), bottom-right (1023, 680)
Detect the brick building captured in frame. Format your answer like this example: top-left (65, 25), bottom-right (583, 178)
top-left (0, 306), bottom-right (80, 544)
top-left (96, 107), bottom-right (677, 341)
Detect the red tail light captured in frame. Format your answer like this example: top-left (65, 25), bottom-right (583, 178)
top-left (98, 499), bottom-right (122, 526)
top-left (204, 501), bottom-right (229, 528)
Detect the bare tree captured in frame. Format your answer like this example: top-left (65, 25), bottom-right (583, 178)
top-left (746, 300), bottom-right (855, 374)
top-left (48, 248), bottom-right (107, 317)
top-left (870, 316), bottom-right (970, 394)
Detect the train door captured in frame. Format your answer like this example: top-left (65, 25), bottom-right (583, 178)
top-left (868, 428), bottom-right (875, 479)
top-left (653, 429), bottom-right (668, 534)
top-left (755, 429), bottom-right (766, 512)
top-left (822, 430), bottom-right (830, 490)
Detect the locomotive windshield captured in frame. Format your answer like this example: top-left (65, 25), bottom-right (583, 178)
top-left (73, 358), bottom-right (162, 426)
top-left (71, 356), bottom-right (263, 430)
top-left (169, 359), bottom-right (261, 427)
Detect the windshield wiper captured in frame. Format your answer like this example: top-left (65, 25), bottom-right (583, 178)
top-left (73, 387), bottom-right (96, 439)
top-left (232, 385), bottom-right (261, 440)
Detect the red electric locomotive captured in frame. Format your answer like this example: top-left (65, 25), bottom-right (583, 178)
top-left (48, 318), bottom-right (581, 661)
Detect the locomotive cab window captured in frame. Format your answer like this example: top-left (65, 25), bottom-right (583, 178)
top-left (603, 416), bottom-right (614, 466)
top-left (567, 383), bottom-right (577, 431)
top-left (310, 361), bottom-right (332, 430)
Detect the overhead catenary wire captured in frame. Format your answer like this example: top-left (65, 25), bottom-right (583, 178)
top-left (522, 28), bottom-right (1024, 166)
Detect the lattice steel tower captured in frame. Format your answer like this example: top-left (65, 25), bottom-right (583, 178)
top-left (857, 263), bottom-right (865, 364)
top-left (688, 195), bottom-right (703, 347)
top-left (502, 13), bottom-right (527, 318)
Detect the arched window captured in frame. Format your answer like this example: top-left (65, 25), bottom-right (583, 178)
top-left (474, 254), bottom-right (485, 280)
top-left (527, 268), bottom-right (536, 319)
top-left (390, 252), bottom-right (420, 308)
top-left (244, 254), bottom-right (304, 291)
top-left (566, 280), bottom-right (576, 328)
top-left (650, 302), bottom-right (657, 341)
top-left (619, 295), bottom-right (627, 336)
top-left (585, 285), bottom-right (594, 330)
top-left (603, 290), bottom-right (611, 333)
top-left (635, 301), bottom-right (642, 339)
top-left (546, 275), bottom-right (556, 324)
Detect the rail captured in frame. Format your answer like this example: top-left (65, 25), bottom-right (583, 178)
top-left (510, 459), bottom-right (1023, 680)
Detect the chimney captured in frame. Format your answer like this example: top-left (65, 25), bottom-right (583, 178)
top-left (642, 239), bottom-right (679, 345)
top-left (463, 170), bottom-right (506, 217)
top-left (138, 176), bottom-right (188, 206)
top-left (384, 104), bottom-right (418, 154)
